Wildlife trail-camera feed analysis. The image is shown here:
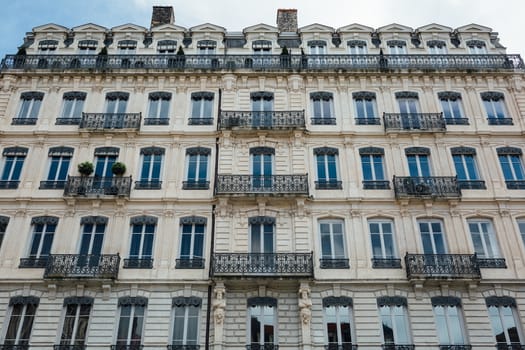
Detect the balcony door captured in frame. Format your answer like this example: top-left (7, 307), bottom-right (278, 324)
top-left (419, 220), bottom-right (447, 255)
top-left (397, 94), bottom-right (420, 129)
top-left (251, 92), bottom-right (274, 127)
top-left (250, 217), bottom-right (275, 272)
top-left (407, 154), bottom-right (431, 177)
top-left (251, 148), bottom-right (274, 190)
top-left (78, 219), bottom-right (106, 269)
top-left (94, 155), bottom-right (116, 191)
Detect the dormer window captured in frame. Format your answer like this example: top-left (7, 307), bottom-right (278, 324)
top-left (308, 40), bottom-right (327, 54)
top-left (117, 40), bottom-right (137, 54)
top-left (466, 40), bottom-right (487, 54)
top-left (78, 40), bottom-right (98, 54)
top-left (157, 40), bottom-right (177, 54)
top-left (38, 40), bottom-right (58, 53)
top-left (427, 40), bottom-right (447, 54)
top-left (347, 40), bottom-right (367, 54)
top-left (387, 40), bottom-right (407, 54)
top-left (252, 40), bottom-right (272, 55)
top-left (197, 40), bottom-right (216, 55)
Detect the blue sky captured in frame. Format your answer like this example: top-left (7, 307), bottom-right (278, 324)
top-left (1, 0), bottom-right (524, 57)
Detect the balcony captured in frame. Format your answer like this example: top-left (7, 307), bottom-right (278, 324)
top-left (405, 254), bottom-right (481, 280)
top-left (383, 113), bottom-right (446, 132)
top-left (212, 252), bottom-right (313, 277)
top-left (325, 345), bottom-right (358, 350)
top-left (219, 110), bottom-right (305, 130)
top-left (320, 258), bottom-right (350, 269)
top-left (39, 180), bottom-right (66, 189)
top-left (64, 176), bottom-right (132, 197)
top-left (215, 175), bottom-right (309, 196)
top-left (439, 346), bottom-right (473, 350)
top-left (393, 176), bottom-right (461, 199)
top-left (0, 346), bottom-right (30, 350)
top-left (79, 112), bottom-right (141, 131)
top-left (19, 257), bottom-right (48, 268)
top-left (167, 346), bottom-right (201, 350)
top-left (54, 345), bottom-right (86, 350)
top-left (246, 345), bottom-right (279, 350)
top-left (175, 258), bottom-right (205, 269)
top-left (44, 254), bottom-right (120, 279)
top-left (123, 258), bottom-right (153, 269)
top-left (3, 54), bottom-right (523, 72)
top-left (382, 345), bottom-right (415, 350)
top-left (495, 344), bottom-right (525, 350)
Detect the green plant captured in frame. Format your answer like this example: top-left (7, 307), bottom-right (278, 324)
top-left (111, 162), bottom-right (126, 176)
top-left (78, 161), bottom-right (94, 176)
top-left (281, 46), bottom-right (289, 55)
top-left (176, 45), bottom-right (185, 55)
top-left (98, 46), bottom-right (108, 55)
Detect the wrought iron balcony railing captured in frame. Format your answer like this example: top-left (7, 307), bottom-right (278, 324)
top-left (123, 258), bottom-right (153, 269)
top-left (0, 181), bottom-right (20, 189)
top-left (144, 117), bottom-right (169, 125)
top-left (363, 180), bottom-right (390, 190)
top-left (320, 258), bottom-right (350, 269)
top-left (54, 345), bottom-right (86, 350)
top-left (495, 343), bottom-right (525, 350)
top-left (111, 345), bottom-right (143, 350)
top-left (324, 343), bottom-right (358, 350)
top-left (488, 117), bottom-right (513, 125)
top-left (44, 254), bottom-right (120, 279)
top-left (505, 180), bottom-right (525, 189)
top-left (311, 117), bottom-right (337, 125)
top-left (383, 113), bottom-right (446, 132)
top-left (167, 345), bottom-right (201, 350)
top-left (444, 117), bottom-right (469, 125)
top-left (355, 117), bottom-right (381, 125)
top-left (64, 176), bottom-right (132, 197)
top-left (182, 180), bottom-right (210, 190)
top-left (135, 180), bottom-right (162, 189)
top-left (372, 258), bottom-right (402, 269)
top-left (212, 252), bottom-right (313, 277)
top-left (405, 254), bottom-right (481, 279)
top-left (0, 345), bottom-right (30, 350)
top-left (176, 258), bottom-right (205, 269)
top-left (458, 180), bottom-right (486, 190)
top-left (19, 257), bottom-right (49, 268)
top-left (315, 180), bottom-right (343, 190)
top-left (216, 174), bottom-right (309, 195)
top-left (56, 117), bottom-right (82, 125)
top-left (39, 180), bottom-right (67, 189)
top-left (219, 110), bottom-right (305, 130)
top-left (3, 54), bottom-right (523, 71)
top-left (393, 176), bottom-right (461, 199)
top-left (382, 345), bottom-right (415, 350)
top-left (478, 258), bottom-right (507, 268)
top-left (188, 117), bottom-right (213, 125)
top-left (246, 344), bottom-right (279, 350)
top-left (439, 345), bottom-right (473, 350)
top-left (11, 118), bottom-right (37, 125)
top-left (79, 113), bottom-right (141, 131)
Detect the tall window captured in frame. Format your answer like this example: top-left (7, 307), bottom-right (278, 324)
top-left (177, 216), bottom-right (206, 269)
top-left (40, 146), bottom-right (73, 190)
top-left (58, 297), bottom-right (93, 347)
top-left (115, 297), bottom-right (147, 349)
top-left (105, 92), bottom-right (129, 114)
top-left (117, 40), bottom-right (137, 54)
top-left (189, 92), bottom-right (214, 125)
top-left (125, 216), bottom-right (156, 269)
top-left (418, 219), bottom-right (447, 255)
top-left (468, 219), bottom-right (504, 268)
top-left (431, 296), bottom-right (469, 347)
top-left (369, 219), bottom-right (400, 268)
top-left (248, 297), bottom-right (277, 348)
top-left (314, 147), bottom-right (341, 189)
top-left (14, 91), bottom-right (44, 125)
top-left (251, 147), bottom-right (274, 190)
top-left (78, 216), bottom-right (106, 258)
top-left (406, 147), bottom-right (431, 177)
top-left (319, 219), bottom-right (348, 269)
top-left (57, 91), bottom-right (86, 125)
top-left (396, 91), bottom-right (420, 115)
top-left (387, 40), bottom-right (407, 54)
top-left (438, 91), bottom-right (467, 125)
top-left (94, 147), bottom-right (119, 178)
top-left (250, 216), bottom-right (275, 254)
top-left (38, 39), bottom-right (58, 53)
top-left (171, 297), bottom-right (201, 347)
top-left (252, 40), bottom-right (272, 55)
top-left (157, 40), bottom-right (177, 53)
top-left (197, 40), bottom-right (216, 55)
top-left (486, 296), bottom-right (524, 349)
top-left (518, 219), bottom-right (525, 252)
top-left (78, 40), bottom-right (97, 54)
top-left (467, 40), bottom-right (487, 54)
top-left (348, 40), bottom-right (367, 54)
top-left (20, 216), bottom-right (57, 268)
top-left (308, 40), bottom-right (327, 54)
top-left (0, 216), bottom-right (9, 252)
top-left (360, 147), bottom-right (389, 189)
top-left (3, 296), bottom-right (39, 346)
top-left (451, 147), bottom-right (485, 189)
top-left (184, 147), bottom-right (210, 190)
top-left (0, 147), bottom-right (27, 189)
top-left (481, 92), bottom-right (512, 125)
top-left (310, 92), bottom-right (335, 125)
top-left (427, 40), bottom-right (447, 54)
top-left (136, 147), bottom-right (164, 189)
top-left (353, 91), bottom-right (378, 125)
top-left (146, 92), bottom-right (171, 125)
top-left (377, 296), bottom-right (412, 347)
top-left (497, 147), bottom-right (525, 189)
top-left (251, 91), bottom-right (274, 127)
top-left (323, 297), bottom-right (354, 349)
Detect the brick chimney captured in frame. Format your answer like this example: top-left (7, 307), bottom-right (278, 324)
top-left (276, 9), bottom-right (298, 32)
top-left (151, 6), bottom-right (175, 28)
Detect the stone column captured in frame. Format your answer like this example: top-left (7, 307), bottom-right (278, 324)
top-left (298, 282), bottom-right (312, 350)
top-left (212, 282), bottom-right (226, 350)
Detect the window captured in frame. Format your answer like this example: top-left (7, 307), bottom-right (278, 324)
top-left (468, 219), bottom-right (505, 268)
top-left (369, 219), bottom-right (400, 268)
top-left (348, 40), bottom-right (367, 54)
top-left (157, 40), bottom-right (177, 53)
top-left (497, 147), bottom-right (525, 189)
top-left (310, 92), bottom-right (335, 125)
top-left (247, 297), bottom-right (277, 349)
top-left (146, 92), bottom-right (171, 125)
top-left (105, 92), bottom-right (129, 114)
top-left (451, 147), bottom-right (485, 189)
top-left (481, 92), bottom-right (512, 125)
top-left (14, 91), bottom-right (43, 125)
top-left (252, 40), bottom-right (272, 55)
top-left (323, 297), bottom-right (355, 349)
top-left (58, 297), bottom-right (93, 347)
top-left (427, 40), bottom-right (447, 54)
top-left (40, 147), bottom-right (73, 189)
top-left (314, 147), bottom-right (341, 189)
top-left (136, 147), bottom-right (164, 189)
top-left (2, 296), bottom-right (39, 346)
top-left (189, 92), bottom-right (214, 125)
top-left (0, 216), bottom-right (9, 252)
top-left (518, 219), bottom-right (525, 251)
top-left (250, 216), bottom-right (275, 254)
top-left (377, 296), bottom-right (412, 347)
top-left (438, 91), bottom-right (467, 125)
top-left (250, 147), bottom-right (274, 190)
top-left (396, 91), bottom-right (420, 114)
top-left (353, 91), bottom-right (379, 125)
top-left (184, 147), bottom-right (210, 190)
top-left (360, 147), bottom-right (389, 189)
top-left (177, 216), bottom-right (206, 269)
top-left (171, 297), bottom-right (201, 347)
top-left (251, 91), bottom-right (274, 127)
top-left (387, 40), bottom-right (407, 54)
top-left (406, 147), bottom-right (431, 177)
top-left (319, 219), bottom-right (348, 269)
top-left (466, 40), bottom-right (487, 54)
top-left (308, 40), bottom-right (327, 54)
top-left (197, 40), bottom-right (216, 54)
top-left (0, 147), bottom-right (27, 189)
top-left (19, 216), bottom-right (58, 268)
top-left (38, 39), bottom-right (58, 53)
top-left (125, 216), bottom-right (156, 269)
top-left (115, 297), bottom-right (147, 349)
top-left (431, 296), bottom-right (469, 347)
top-left (78, 40), bottom-right (97, 54)
top-left (78, 216), bottom-right (106, 261)
top-left (418, 219), bottom-right (447, 254)
top-left (57, 91), bottom-right (86, 125)
top-left (117, 40), bottom-right (137, 54)
top-left (486, 296), bottom-right (524, 349)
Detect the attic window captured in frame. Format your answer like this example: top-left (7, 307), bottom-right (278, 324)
top-left (38, 40), bottom-right (58, 52)
top-left (157, 40), bottom-right (177, 53)
top-left (466, 40), bottom-right (487, 54)
top-left (118, 40), bottom-right (137, 53)
top-left (197, 40), bottom-right (216, 54)
top-left (78, 40), bottom-right (98, 50)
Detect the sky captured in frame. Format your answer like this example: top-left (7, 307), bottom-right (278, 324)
top-left (0, 0), bottom-right (524, 57)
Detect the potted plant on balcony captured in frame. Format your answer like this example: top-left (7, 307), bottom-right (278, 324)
top-left (78, 161), bottom-right (94, 176)
top-left (111, 162), bottom-right (126, 176)
top-left (280, 46), bottom-right (291, 69)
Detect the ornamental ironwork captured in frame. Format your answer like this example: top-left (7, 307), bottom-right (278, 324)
top-left (180, 216), bottom-right (207, 225)
top-left (130, 216), bottom-right (158, 225)
top-left (53, 345), bottom-right (87, 350)
top-left (140, 147), bottom-right (165, 155)
top-left (363, 180), bottom-right (390, 190)
top-left (478, 258), bottom-right (507, 268)
top-left (355, 117), bottom-right (380, 125)
top-left (451, 147), bottom-right (476, 155)
top-left (110, 345), bottom-right (143, 350)
top-left (63, 296), bottom-right (94, 306)
top-left (215, 174), bottom-right (309, 195)
top-left (219, 110), bottom-right (305, 130)
top-left (123, 258), bottom-right (154, 269)
top-left (405, 254), bottom-right (481, 279)
top-left (404, 147), bottom-right (431, 155)
top-left (438, 91), bottom-right (462, 100)
top-left (212, 252), bottom-right (313, 277)
top-left (485, 296), bottom-right (517, 307)
top-left (94, 147), bottom-right (119, 156)
top-left (167, 346), bottom-right (201, 350)
top-left (31, 216), bottom-right (59, 225)
top-left (9, 296), bottom-right (40, 306)
top-left (249, 147), bottom-right (275, 155)
top-left (381, 345), bottom-right (415, 350)
top-left (488, 118), bottom-right (513, 125)
top-left (324, 344), bottom-right (358, 350)
top-left (383, 113), bottom-right (446, 132)
top-left (175, 258), bottom-right (205, 269)
top-left (245, 345), bottom-right (279, 350)
top-left (3, 147), bottom-right (28, 156)
top-left (431, 296), bottom-right (462, 307)
top-left (49, 146), bottom-right (74, 156)
top-left (79, 113), bottom-right (141, 131)
top-left (393, 176), bottom-right (461, 199)
top-left (44, 254), bottom-right (120, 279)
top-left (322, 296), bottom-right (353, 307)
top-left (172, 297), bottom-right (202, 307)
top-left (64, 176), bottom-right (132, 197)
top-left (377, 296), bottom-right (407, 307)
top-left (39, 180), bottom-right (66, 190)
top-left (320, 258), bottom-right (349, 269)
top-left (118, 296), bottom-right (148, 306)
top-left (458, 180), bottom-right (486, 190)
top-left (63, 91), bottom-right (87, 100)
top-left (372, 258), bottom-right (402, 268)
top-left (438, 345), bottom-right (473, 350)
top-left (247, 296), bottom-right (278, 307)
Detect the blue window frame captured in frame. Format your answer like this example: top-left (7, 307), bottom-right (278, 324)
top-left (360, 147), bottom-right (389, 189)
top-left (482, 92), bottom-right (512, 125)
top-left (314, 147), bottom-right (340, 189)
top-left (184, 148), bottom-right (210, 190)
top-left (28, 217), bottom-right (57, 261)
top-left (129, 219), bottom-right (155, 259)
top-left (439, 92), bottom-right (467, 125)
top-left (451, 147), bottom-right (485, 189)
top-left (497, 147), bottom-right (525, 189)
top-left (1, 147), bottom-right (27, 189)
top-left (353, 92), bottom-right (378, 124)
top-left (407, 154), bottom-right (431, 177)
top-left (137, 147), bottom-right (164, 189)
top-left (178, 217), bottom-right (206, 268)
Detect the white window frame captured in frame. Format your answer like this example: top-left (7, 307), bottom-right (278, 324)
top-left (378, 302), bottom-right (412, 345)
top-left (418, 219), bottom-right (448, 255)
top-left (388, 42), bottom-right (407, 54)
top-left (439, 96), bottom-right (464, 120)
top-left (147, 93), bottom-right (171, 119)
top-left (115, 303), bottom-right (146, 346)
top-left (323, 303), bottom-right (355, 347)
top-left (247, 304), bottom-right (277, 346)
top-left (129, 222), bottom-right (156, 259)
top-left (185, 153), bottom-right (209, 184)
top-left (354, 96), bottom-right (377, 119)
top-left (27, 222), bottom-right (56, 259)
top-left (170, 304), bottom-right (200, 346)
top-left (1, 155), bottom-right (26, 182)
top-left (2, 302), bottom-right (38, 345)
top-left (360, 153), bottom-right (386, 181)
top-left (58, 303), bottom-right (92, 346)
top-left (46, 155), bottom-right (71, 182)
top-left (452, 153), bottom-right (481, 181)
top-left (369, 219), bottom-right (398, 259)
top-left (311, 94), bottom-right (334, 120)
top-left (179, 222), bottom-right (205, 260)
top-left (348, 42), bottom-right (367, 55)
top-left (318, 219), bottom-right (347, 260)
top-left (487, 301), bottom-right (524, 347)
top-left (518, 219), bottom-right (525, 251)
top-left (468, 219), bottom-right (501, 259)
top-left (17, 95), bottom-right (43, 120)
top-left (140, 153), bottom-right (163, 182)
